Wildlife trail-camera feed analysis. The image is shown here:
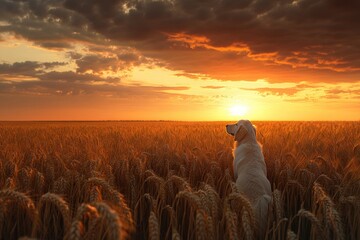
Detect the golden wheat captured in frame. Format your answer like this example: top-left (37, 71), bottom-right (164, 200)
top-left (0, 121), bottom-right (359, 239)
top-left (92, 202), bottom-right (123, 240)
top-left (195, 209), bottom-right (207, 240)
top-left (0, 189), bottom-right (35, 209)
top-left (241, 210), bottom-right (254, 240)
top-left (67, 203), bottom-right (98, 240)
top-left (32, 192), bottom-right (71, 239)
top-left (223, 202), bottom-right (239, 240)
top-left (148, 211), bottom-right (160, 240)
top-left (313, 183), bottom-right (345, 240)
top-left (0, 189), bottom-right (36, 239)
top-left (295, 208), bottom-right (325, 239)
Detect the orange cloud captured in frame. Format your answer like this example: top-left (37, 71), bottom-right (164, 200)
top-left (167, 33), bottom-right (359, 73)
top-left (168, 33), bottom-right (250, 53)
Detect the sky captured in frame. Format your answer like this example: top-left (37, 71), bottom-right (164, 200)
top-left (0, 0), bottom-right (359, 121)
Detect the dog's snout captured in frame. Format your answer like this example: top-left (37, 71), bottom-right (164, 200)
top-left (226, 124), bottom-right (229, 127)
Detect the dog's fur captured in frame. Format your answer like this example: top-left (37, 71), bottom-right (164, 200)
top-left (226, 119), bottom-right (272, 237)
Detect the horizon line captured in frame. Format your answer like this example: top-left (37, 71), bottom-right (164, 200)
top-left (1, 119), bottom-right (359, 122)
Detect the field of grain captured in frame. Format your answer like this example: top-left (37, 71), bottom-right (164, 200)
top-left (0, 121), bottom-right (359, 240)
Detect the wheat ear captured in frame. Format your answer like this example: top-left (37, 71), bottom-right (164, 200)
top-left (148, 211), bottom-right (160, 240)
top-left (37, 193), bottom-right (71, 230)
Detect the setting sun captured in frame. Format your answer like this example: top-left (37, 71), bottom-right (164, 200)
top-left (229, 105), bottom-right (249, 117)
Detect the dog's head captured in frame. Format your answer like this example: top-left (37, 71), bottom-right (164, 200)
top-left (226, 120), bottom-right (257, 143)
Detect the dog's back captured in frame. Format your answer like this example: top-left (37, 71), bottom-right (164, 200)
top-left (234, 142), bottom-right (272, 238)
top-left (233, 142), bottom-right (271, 200)
top-left (227, 120), bottom-right (272, 238)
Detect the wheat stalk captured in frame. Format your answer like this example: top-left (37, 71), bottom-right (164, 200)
top-left (53, 177), bottom-right (68, 194)
top-left (67, 203), bottom-right (99, 240)
top-left (89, 185), bottom-right (102, 202)
top-left (223, 203), bottom-right (239, 240)
top-left (175, 191), bottom-right (202, 209)
top-left (0, 189), bottom-right (36, 239)
top-left (241, 210), bottom-right (254, 240)
top-left (87, 177), bottom-right (133, 226)
top-left (273, 189), bottom-right (282, 221)
top-left (0, 189), bottom-right (35, 210)
top-left (148, 211), bottom-right (160, 240)
top-left (227, 192), bottom-right (256, 228)
top-left (195, 209), bottom-right (207, 240)
top-left (37, 192), bottom-right (71, 229)
top-left (18, 168), bottom-right (31, 189)
top-left (168, 175), bottom-right (192, 191)
top-left (4, 177), bottom-right (15, 189)
top-left (295, 208), bottom-right (325, 240)
top-left (92, 202), bottom-right (123, 240)
top-left (172, 227), bottom-right (181, 240)
top-left (286, 230), bottom-right (297, 240)
top-left (67, 220), bottom-right (84, 240)
top-left (313, 183), bottom-right (344, 240)
top-left (202, 183), bottom-right (220, 221)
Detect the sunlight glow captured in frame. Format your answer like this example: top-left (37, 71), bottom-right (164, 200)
top-left (229, 105), bottom-right (249, 117)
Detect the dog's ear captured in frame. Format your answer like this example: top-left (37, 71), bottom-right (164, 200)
top-left (235, 125), bottom-right (248, 142)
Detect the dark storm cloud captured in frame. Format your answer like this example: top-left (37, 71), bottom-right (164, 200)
top-left (0, 0), bottom-right (98, 50)
top-left (0, 61), bottom-right (65, 75)
top-left (1, 0), bottom-right (360, 82)
top-left (63, 0), bottom-right (360, 75)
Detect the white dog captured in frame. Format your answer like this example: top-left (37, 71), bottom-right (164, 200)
top-left (226, 119), bottom-right (272, 236)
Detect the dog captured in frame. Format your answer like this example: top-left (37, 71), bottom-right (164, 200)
top-left (226, 119), bottom-right (272, 237)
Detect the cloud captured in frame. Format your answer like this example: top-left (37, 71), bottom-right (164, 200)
top-left (240, 83), bottom-right (323, 97)
top-left (39, 71), bottom-right (117, 83)
top-left (74, 53), bottom-right (149, 74)
top-left (326, 88), bottom-right (360, 95)
top-left (0, 61), bottom-right (65, 76)
top-left (324, 87), bottom-right (360, 99)
top-left (201, 85), bottom-right (225, 89)
top-left (0, 0), bottom-right (359, 83)
top-left (60, 0), bottom-right (360, 80)
top-left (0, 78), bottom-right (190, 98)
top-left (0, 59), bottom-right (191, 99)
top-left (75, 55), bottom-right (122, 74)
top-left (240, 82), bottom-right (360, 101)
top-left (241, 86), bottom-right (302, 96)
top-left (0, 0), bottom-right (100, 50)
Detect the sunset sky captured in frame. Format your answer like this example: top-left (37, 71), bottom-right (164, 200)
top-left (0, 0), bottom-right (359, 121)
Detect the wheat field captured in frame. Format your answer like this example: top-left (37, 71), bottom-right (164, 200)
top-left (0, 121), bottom-right (359, 240)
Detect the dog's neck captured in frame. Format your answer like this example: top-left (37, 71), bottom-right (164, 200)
top-left (234, 137), bottom-right (253, 148)
top-left (234, 139), bottom-right (263, 150)
top-left (234, 140), bottom-right (243, 149)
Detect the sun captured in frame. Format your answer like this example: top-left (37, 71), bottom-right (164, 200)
top-left (229, 105), bottom-right (249, 117)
